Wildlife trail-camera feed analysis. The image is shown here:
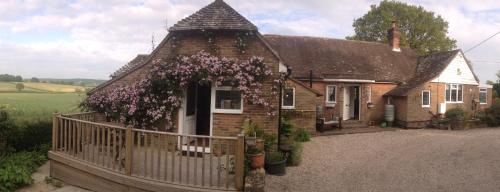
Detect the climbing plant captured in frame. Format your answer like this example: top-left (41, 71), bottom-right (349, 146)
top-left (82, 51), bottom-right (283, 129)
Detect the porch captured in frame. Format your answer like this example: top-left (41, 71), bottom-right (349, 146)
top-left (49, 112), bottom-right (245, 192)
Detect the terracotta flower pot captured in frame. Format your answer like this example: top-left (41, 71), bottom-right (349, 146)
top-left (250, 153), bottom-right (265, 169)
top-left (255, 139), bottom-right (265, 151)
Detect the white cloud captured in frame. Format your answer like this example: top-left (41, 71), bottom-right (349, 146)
top-left (0, 0), bottom-right (498, 82)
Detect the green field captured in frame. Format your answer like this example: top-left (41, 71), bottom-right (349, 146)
top-left (0, 82), bottom-right (92, 93)
top-left (0, 93), bottom-right (85, 122)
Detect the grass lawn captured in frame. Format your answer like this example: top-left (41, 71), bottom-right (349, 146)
top-left (0, 92), bottom-right (85, 122)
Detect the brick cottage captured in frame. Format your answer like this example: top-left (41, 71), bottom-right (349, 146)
top-left (91, 0), bottom-right (493, 137)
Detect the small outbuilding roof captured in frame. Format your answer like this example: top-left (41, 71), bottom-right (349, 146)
top-left (169, 0), bottom-right (257, 32)
top-left (385, 50), bottom-right (465, 96)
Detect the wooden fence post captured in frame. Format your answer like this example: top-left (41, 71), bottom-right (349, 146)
top-left (125, 125), bottom-right (133, 176)
top-left (52, 113), bottom-right (59, 151)
top-left (235, 134), bottom-right (245, 190)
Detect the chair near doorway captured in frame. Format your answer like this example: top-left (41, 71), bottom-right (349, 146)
top-left (316, 105), bottom-right (342, 132)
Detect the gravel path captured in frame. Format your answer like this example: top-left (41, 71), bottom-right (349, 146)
top-left (266, 128), bottom-right (500, 192)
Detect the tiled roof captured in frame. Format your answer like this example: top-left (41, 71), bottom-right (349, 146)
top-left (263, 34), bottom-right (419, 82)
top-left (169, 0), bottom-right (257, 32)
top-left (110, 54), bottom-right (149, 79)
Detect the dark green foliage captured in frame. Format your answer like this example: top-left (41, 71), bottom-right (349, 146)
top-left (293, 128), bottom-right (311, 142)
top-left (0, 74), bottom-right (22, 82)
top-left (493, 83), bottom-right (500, 99)
top-left (347, 0), bottom-right (456, 55)
top-left (0, 145), bottom-right (49, 192)
top-left (8, 121), bottom-right (52, 152)
top-left (280, 118), bottom-right (293, 136)
top-left (479, 100), bottom-right (500, 127)
top-left (445, 108), bottom-right (466, 121)
top-left (243, 119), bottom-right (277, 152)
top-left (265, 152), bottom-right (285, 163)
top-left (288, 142), bottom-right (304, 166)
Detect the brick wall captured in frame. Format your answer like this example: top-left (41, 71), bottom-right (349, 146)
top-left (101, 31), bottom-right (280, 137)
top-left (401, 82), bottom-right (484, 128)
top-left (282, 79), bottom-right (320, 135)
top-left (304, 81), bottom-right (397, 125)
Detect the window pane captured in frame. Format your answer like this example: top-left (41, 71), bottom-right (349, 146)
top-left (422, 91), bottom-right (430, 106)
top-left (215, 90), bottom-right (241, 110)
top-left (451, 90), bottom-right (457, 102)
top-left (327, 86), bottom-right (336, 102)
top-left (480, 89), bottom-right (487, 104)
top-left (283, 88), bottom-right (294, 107)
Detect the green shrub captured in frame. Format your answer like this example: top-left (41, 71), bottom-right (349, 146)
top-left (265, 152), bottom-right (285, 163)
top-left (480, 100), bottom-right (500, 127)
top-left (288, 142), bottom-right (304, 166)
top-left (0, 146), bottom-right (48, 192)
top-left (293, 128), bottom-right (311, 142)
top-left (445, 108), bottom-right (466, 121)
top-left (8, 120), bottom-right (51, 151)
top-left (242, 119), bottom-right (277, 153)
top-left (280, 118), bottom-right (293, 136)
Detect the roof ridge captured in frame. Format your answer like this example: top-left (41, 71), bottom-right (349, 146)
top-left (169, 0), bottom-right (257, 32)
top-left (263, 34), bottom-right (395, 46)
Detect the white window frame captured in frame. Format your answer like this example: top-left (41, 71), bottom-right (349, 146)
top-left (422, 90), bottom-right (431, 108)
top-left (211, 86), bottom-right (243, 114)
top-left (282, 87), bottom-right (295, 109)
top-left (326, 85), bottom-right (337, 103)
top-left (479, 88), bottom-right (488, 105)
top-left (367, 85), bottom-right (372, 103)
top-left (445, 84), bottom-right (463, 103)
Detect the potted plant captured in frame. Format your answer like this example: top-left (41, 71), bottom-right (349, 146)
top-left (247, 147), bottom-right (264, 169)
top-left (265, 152), bottom-right (286, 176)
top-left (445, 108), bottom-right (466, 130)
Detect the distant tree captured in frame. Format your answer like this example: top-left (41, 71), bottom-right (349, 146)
top-left (347, 0), bottom-right (457, 55)
top-left (0, 74), bottom-right (22, 82)
top-left (15, 83), bottom-right (24, 92)
top-left (79, 82), bottom-right (86, 87)
top-left (31, 77), bottom-right (40, 82)
top-left (75, 88), bottom-right (83, 95)
top-left (14, 76), bottom-right (22, 82)
top-left (486, 80), bottom-right (495, 85)
top-left (496, 70), bottom-right (500, 83)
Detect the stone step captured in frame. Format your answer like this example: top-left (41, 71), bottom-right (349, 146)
top-left (342, 121), bottom-right (367, 128)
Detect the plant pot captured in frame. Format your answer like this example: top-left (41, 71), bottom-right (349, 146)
top-left (250, 153), bottom-right (265, 169)
top-left (265, 159), bottom-right (286, 176)
top-left (255, 139), bottom-right (265, 151)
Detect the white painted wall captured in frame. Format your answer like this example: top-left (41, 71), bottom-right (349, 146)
top-left (431, 52), bottom-right (479, 85)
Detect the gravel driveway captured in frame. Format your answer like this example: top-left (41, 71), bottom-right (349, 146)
top-left (266, 128), bottom-right (500, 192)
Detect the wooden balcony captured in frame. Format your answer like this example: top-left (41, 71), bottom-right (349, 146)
top-left (49, 112), bottom-right (245, 192)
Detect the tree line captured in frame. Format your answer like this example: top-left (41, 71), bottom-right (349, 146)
top-left (0, 74), bottom-right (22, 82)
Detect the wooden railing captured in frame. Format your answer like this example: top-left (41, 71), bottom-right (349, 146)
top-left (52, 113), bottom-right (245, 191)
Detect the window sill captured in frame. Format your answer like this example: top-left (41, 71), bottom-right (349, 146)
top-left (422, 105), bottom-right (430, 108)
top-left (282, 106), bottom-right (295, 110)
top-left (212, 109), bottom-right (243, 114)
top-left (480, 103), bottom-right (487, 105)
top-left (445, 102), bottom-right (464, 104)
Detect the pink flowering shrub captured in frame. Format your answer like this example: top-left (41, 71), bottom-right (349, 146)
top-left (81, 51), bottom-right (282, 129)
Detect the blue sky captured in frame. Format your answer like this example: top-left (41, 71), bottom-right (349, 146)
top-left (0, 0), bottom-right (499, 82)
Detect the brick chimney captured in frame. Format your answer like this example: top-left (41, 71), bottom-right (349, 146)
top-left (387, 20), bottom-right (401, 52)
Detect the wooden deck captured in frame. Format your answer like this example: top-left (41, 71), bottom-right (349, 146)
top-left (50, 112), bottom-right (245, 192)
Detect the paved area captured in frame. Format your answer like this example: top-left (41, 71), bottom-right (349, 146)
top-left (266, 128), bottom-right (500, 192)
top-left (17, 162), bottom-right (91, 192)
